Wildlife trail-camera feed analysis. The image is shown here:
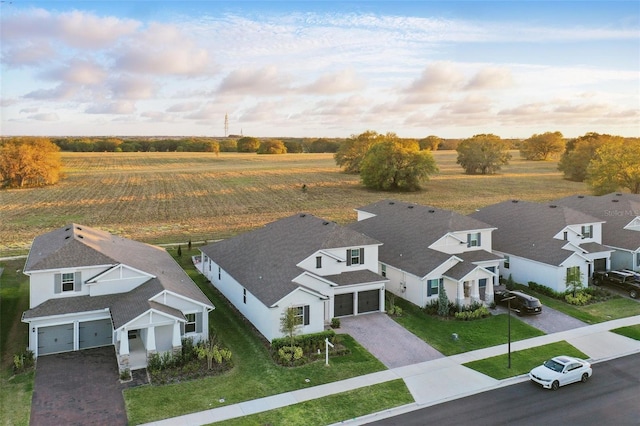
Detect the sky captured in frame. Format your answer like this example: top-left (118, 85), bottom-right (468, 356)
top-left (1, 1), bottom-right (639, 139)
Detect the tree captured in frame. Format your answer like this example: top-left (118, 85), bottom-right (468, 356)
top-left (280, 306), bottom-right (301, 347)
top-left (236, 136), bottom-right (260, 152)
top-left (257, 139), bottom-right (287, 154)
top-left (437, 282), bottom-right (449, 317)
top-left (557, 132), bottom-right (623, 182)
top-left (519, 131), bottom-right (565, 160)
top-left (334, 130), bottom-right (384, 173)
top-left (419, 135), bottom-right (442, 151)
top-left (360, 141), bottom-right (438, 191)
top-left (565, 267), bottom-right (584, 297)
top-left (0, 137), bottom-right (62, 188)
top-left (195, 336), bottom-right (232, 370)
top-left (586, 139), bottom-right (640, 194)
top-left (456, 134), bottom-right (511, 174)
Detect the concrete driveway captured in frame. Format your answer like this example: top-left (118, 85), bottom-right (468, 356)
top-left (337, 313), bottom-right (444, 368)
top-left (31, 346), bottom-right (128, 426)
top-left (493, 303), bottom-right (587, 334)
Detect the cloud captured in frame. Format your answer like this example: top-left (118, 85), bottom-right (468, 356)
top-left (41, 60), bottom-right (107, 85)
top-left (108, 75), bottom-right (155, 100)
top-left (465, 67), bottom-right (514, 90)
top-left (24, 84), bottom-right (79, 101)
top-left (86, 101), bottom-right (136, 115)
top-left (299, 69), bottom-right (365, 94)
top-left (28, 112), bottom-right (60, 121)
top-left (404, 62), bottom-right (465, 94)
top-left (166, 102), bottom-right (202, 113)
top-left (217, 66), bottom-right (292, 95)
top-left (2, 41), bottom-right (55, 66)
top-left (1, 8), bottom-right (139, 49)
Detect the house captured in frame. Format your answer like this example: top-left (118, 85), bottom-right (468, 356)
top-left (22, 224), bottom-right (214, 372)
top-left (470, 200), bottom-right (614, 293)
top-left (552, 193), bottom-right (640, 272)
top-left (198, 213), bottom-right (387, 342)
top-left (347, 200), bottom-right (502, 307)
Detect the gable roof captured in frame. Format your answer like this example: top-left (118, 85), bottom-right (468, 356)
top-left (200, 213), bottom-right (381, 307)
top-left (348, 200), bottom-right (494, 277)
top-left (553, 193), bottom-right (640, 251)
top-left (23, 224), bottom-right (212, 324)
top-left (469, 200), bottom-right (603, 266)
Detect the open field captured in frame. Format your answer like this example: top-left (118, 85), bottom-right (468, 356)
top-left (0, 151), bottom-right (588, 255)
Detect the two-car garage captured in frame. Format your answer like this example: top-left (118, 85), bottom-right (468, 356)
top-left (334, 289), bottom-right (381, 317)
top-left (37, 319), bottom-right (113, 356)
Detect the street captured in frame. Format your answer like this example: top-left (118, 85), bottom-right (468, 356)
top-left (370, 353), bottom-right (640, 426)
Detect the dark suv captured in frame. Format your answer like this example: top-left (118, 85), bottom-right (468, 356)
top-left (592, 270), bottom-right (640, 298)
top-left (494, 289), bottom-right (543, 315)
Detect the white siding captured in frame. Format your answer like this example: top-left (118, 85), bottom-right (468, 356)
top-left (28, 266), bottom-right (107, 308)
top-left (88, 265), bottom-right (150, 296)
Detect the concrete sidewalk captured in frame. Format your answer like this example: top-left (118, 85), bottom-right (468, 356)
top-left (142, 315), bottom-right (640, 426)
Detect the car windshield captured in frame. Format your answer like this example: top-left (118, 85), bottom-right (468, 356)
top-left (526, 299), bottom-right (541, 307)
top-left (543, 359), bottom-right (564, 372)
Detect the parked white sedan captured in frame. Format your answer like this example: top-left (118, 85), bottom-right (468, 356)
top-left (529, 355), bottom-right (592, 390)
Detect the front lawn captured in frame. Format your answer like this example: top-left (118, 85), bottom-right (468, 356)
top-left (391, 296), bottom-right (545, 355)
top-left (463, 341), bottom-right (589, 379)
top-left (124, 248), bottom-right (388, 425)
top-left (611, 324), bottom-right (640, 341)
top-left (215, 379), bottom-right (413, 426)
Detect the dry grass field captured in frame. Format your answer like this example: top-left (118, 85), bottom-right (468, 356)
top-left (0, 150), bottom-right (588, 255)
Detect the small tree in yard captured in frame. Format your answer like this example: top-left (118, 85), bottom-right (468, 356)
top-left (565, 267), bottom-right (584, 297)
top-left (280, 306), bottom-right (301, 347)
top-left (195, 336), bottom-right (232, 370)
top-left (438, 283), bottom-right (449, 317)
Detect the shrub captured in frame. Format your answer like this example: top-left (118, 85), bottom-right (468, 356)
top-left (506, 274), bottom-right (515, 290)
top-left (387, 305), bottom-right (403, 316)
top-left (330, 317), bottom-right (341, 328)
top-left (454, 306), bottom-right (490, 321)
top-left (278, 346), bottom-right (304, 364)
top-left (565, 292), bottom-right (593, 305)
top-left (527, 281), bottom-right (565, 299)
top-left (271, 330), bottom-right (336, 353)
top-left (120, 369), bottom-right (131, 381)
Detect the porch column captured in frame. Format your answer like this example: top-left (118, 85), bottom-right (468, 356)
top-left (470, 280), bottom-right (481, 304)
top-left (353, 292), bottom-right (358, 315)
top-left (379, 288), bottom-right (385, 312)
top-left (120, 328), bottom-right (129, 355)
top-left (485, 280), bottom-right (495, 304)
top-left (172, 321), bottom-right (182, 347)
top-left (455, 281), bottom-right (465, 306)
top-left (146, 326), bottom-right (156, 352)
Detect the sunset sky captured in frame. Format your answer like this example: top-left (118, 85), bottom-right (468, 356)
top-left (1, 1), bottom-right (638, 139)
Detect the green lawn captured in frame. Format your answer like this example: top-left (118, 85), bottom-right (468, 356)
top-left (124, 247), bottom-right (389, 425)
top-left (390, 296), bottom-right (545, 355)
top-left (611, 324), bottom-right (640, 341)
top-left (212, 379), bottom-right (413, 426)
top-left (513, 285), bottom-right (640, 324)
top-left (463, 341), bottom-right (589, 379)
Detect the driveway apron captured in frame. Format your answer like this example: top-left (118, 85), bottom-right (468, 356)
top-left (494, 304), bottom-right (588, 334)
top-left (30, 346), bottom-right (128, 426)
top-left (337, 313), bottom-right (444, 368)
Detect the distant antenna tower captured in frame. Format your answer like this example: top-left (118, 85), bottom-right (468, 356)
top-left (224, 113), bottom-right (229, 137)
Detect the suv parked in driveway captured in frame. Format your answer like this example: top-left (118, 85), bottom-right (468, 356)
top-left (592, 270), bottom-right (640, 298)
top-left (494, 289), bottom-right (543, 315)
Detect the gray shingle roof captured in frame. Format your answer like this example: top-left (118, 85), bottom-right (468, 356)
top-left (200, 213), bottom-right (382, 307)
top-left (23, 224), bottom-right (212, 326)
top-left (348, 200), bottom-right (494, 277)
top-left (553, 193), bottom-right (640, 251)
top-left (323, 269), bottom-right (388, 286)
top-left (469, 200), bottom-right (603, 266)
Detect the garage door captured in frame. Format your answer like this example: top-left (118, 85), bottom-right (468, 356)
top-left (79, 319), bottom-right (113, 349)
top-left (594, 258), bottom-right (607, 272)
top-left (38, 324), bottom-right (74, 355)
top-left (334, 293), bottom-right (354, 316)
top-left (357, 290), bottom-right (380, 313)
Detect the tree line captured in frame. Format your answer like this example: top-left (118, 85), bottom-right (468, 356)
top-left (1, 132), bottom-right (638, 194)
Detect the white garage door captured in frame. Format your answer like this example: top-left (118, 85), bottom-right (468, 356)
top-left (38, 324), bottom-right (74, 355)
top-left (79, 319), bottom-right (113, 349)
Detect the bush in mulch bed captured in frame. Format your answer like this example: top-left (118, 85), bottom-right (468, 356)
top-left (148, 337), bottom-right (233, 385)
top-left (270, 330), bottom-right (350, 367)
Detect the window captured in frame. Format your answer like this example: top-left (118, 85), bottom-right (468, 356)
top-left (467, 232), bottom-right (481, 247)
top-left (185, 313), bottom-right (196, 333)
top-left (218, 266), bottom-right (221, 280)
top-left (243, 288), bottom-right (247, 304)
top-left (636, 252), bottom-right (640, 267)
top-left (563, 231), bottom-right (568, 240)
top-left (566, 266), bottom-right (580, 281)
top-left (381, 264), bottom-right (386, 277)
top-left (316, 256), bottom-right (322, 269)
top-left (427, 278), bottom-right (441, 296)
top-left (62, 273), bottom-right (75, 292)
top-left (581, 225), bottom-right (593, 238)
top-left (504, 255), bottom-right (510, 269)
top-left (292, 305), bottom-right (310, 326)
top-left (347, 248), bottom-right (364, 266)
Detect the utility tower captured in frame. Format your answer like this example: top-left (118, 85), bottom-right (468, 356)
top-left (224, 113), bottom-right (229, 137)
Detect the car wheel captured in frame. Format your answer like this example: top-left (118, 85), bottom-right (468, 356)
top-left (581, 373), bottom-right (589, 383)
top-left (629, 290), bottom-right (638, 299)
top-left (551, 380), bottom-right (559, 391)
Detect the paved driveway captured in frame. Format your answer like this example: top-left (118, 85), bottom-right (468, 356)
top-left (493, 304), bottom-right (587, 334)
top-left (337, 313), bottom-right (444, 368)
top-left (31, 346), bottom-right (128, 426)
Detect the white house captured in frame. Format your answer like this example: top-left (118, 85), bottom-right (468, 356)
top-left (348, 200), bottom-right (502, 307)
top-left (22, 224), bottom-right (214, 372)
top-left (553, 193), bottom-right (640, 272)
top-left (470, 200), bottom-right (614, 292)
top-left (199, 213), bottom-right (388, 342)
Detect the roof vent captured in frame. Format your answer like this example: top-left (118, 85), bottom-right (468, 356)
top-left (389, 201), bottom-right (395, 205)
top-left (408, 205), bottom-right (414, 209)
top-left (300, 214), bottom-right (306, 217)
top-left (65, 227), bottom-right (71, 231)
top-left (322, 221), bottom-right (329, 225)
top-left (578, 195), bottom-right (584, 198)
top-left (511, 200), bottom-right (519, 203)
top-left (64, 236), bottom-right (70, 239)
top-left (76, 226), bottom-right (82, 231)
top-left (616, 193), bottom-right (622, 196)
top-left (612, 199), bottom-right (619, 203)
top-left (549, 205), bottom-right (557, 208)
top-left (78, 235), bottom-right (84, 239)
top-left (428, 209), bottom-right (435, 213)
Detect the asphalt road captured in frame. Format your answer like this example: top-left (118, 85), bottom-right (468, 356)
top-left (370, 353), bottom-right (640, 426)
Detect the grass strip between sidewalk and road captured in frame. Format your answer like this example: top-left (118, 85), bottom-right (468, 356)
top-left (611, 324), bottom-right (640, 341)
top-left (463, 341), bottom-right (589, 380)
top-left (210, 379), bottom-right (413, 426)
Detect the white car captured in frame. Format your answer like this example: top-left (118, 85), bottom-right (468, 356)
top-left (529, 355), bottom-right (592, 390)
